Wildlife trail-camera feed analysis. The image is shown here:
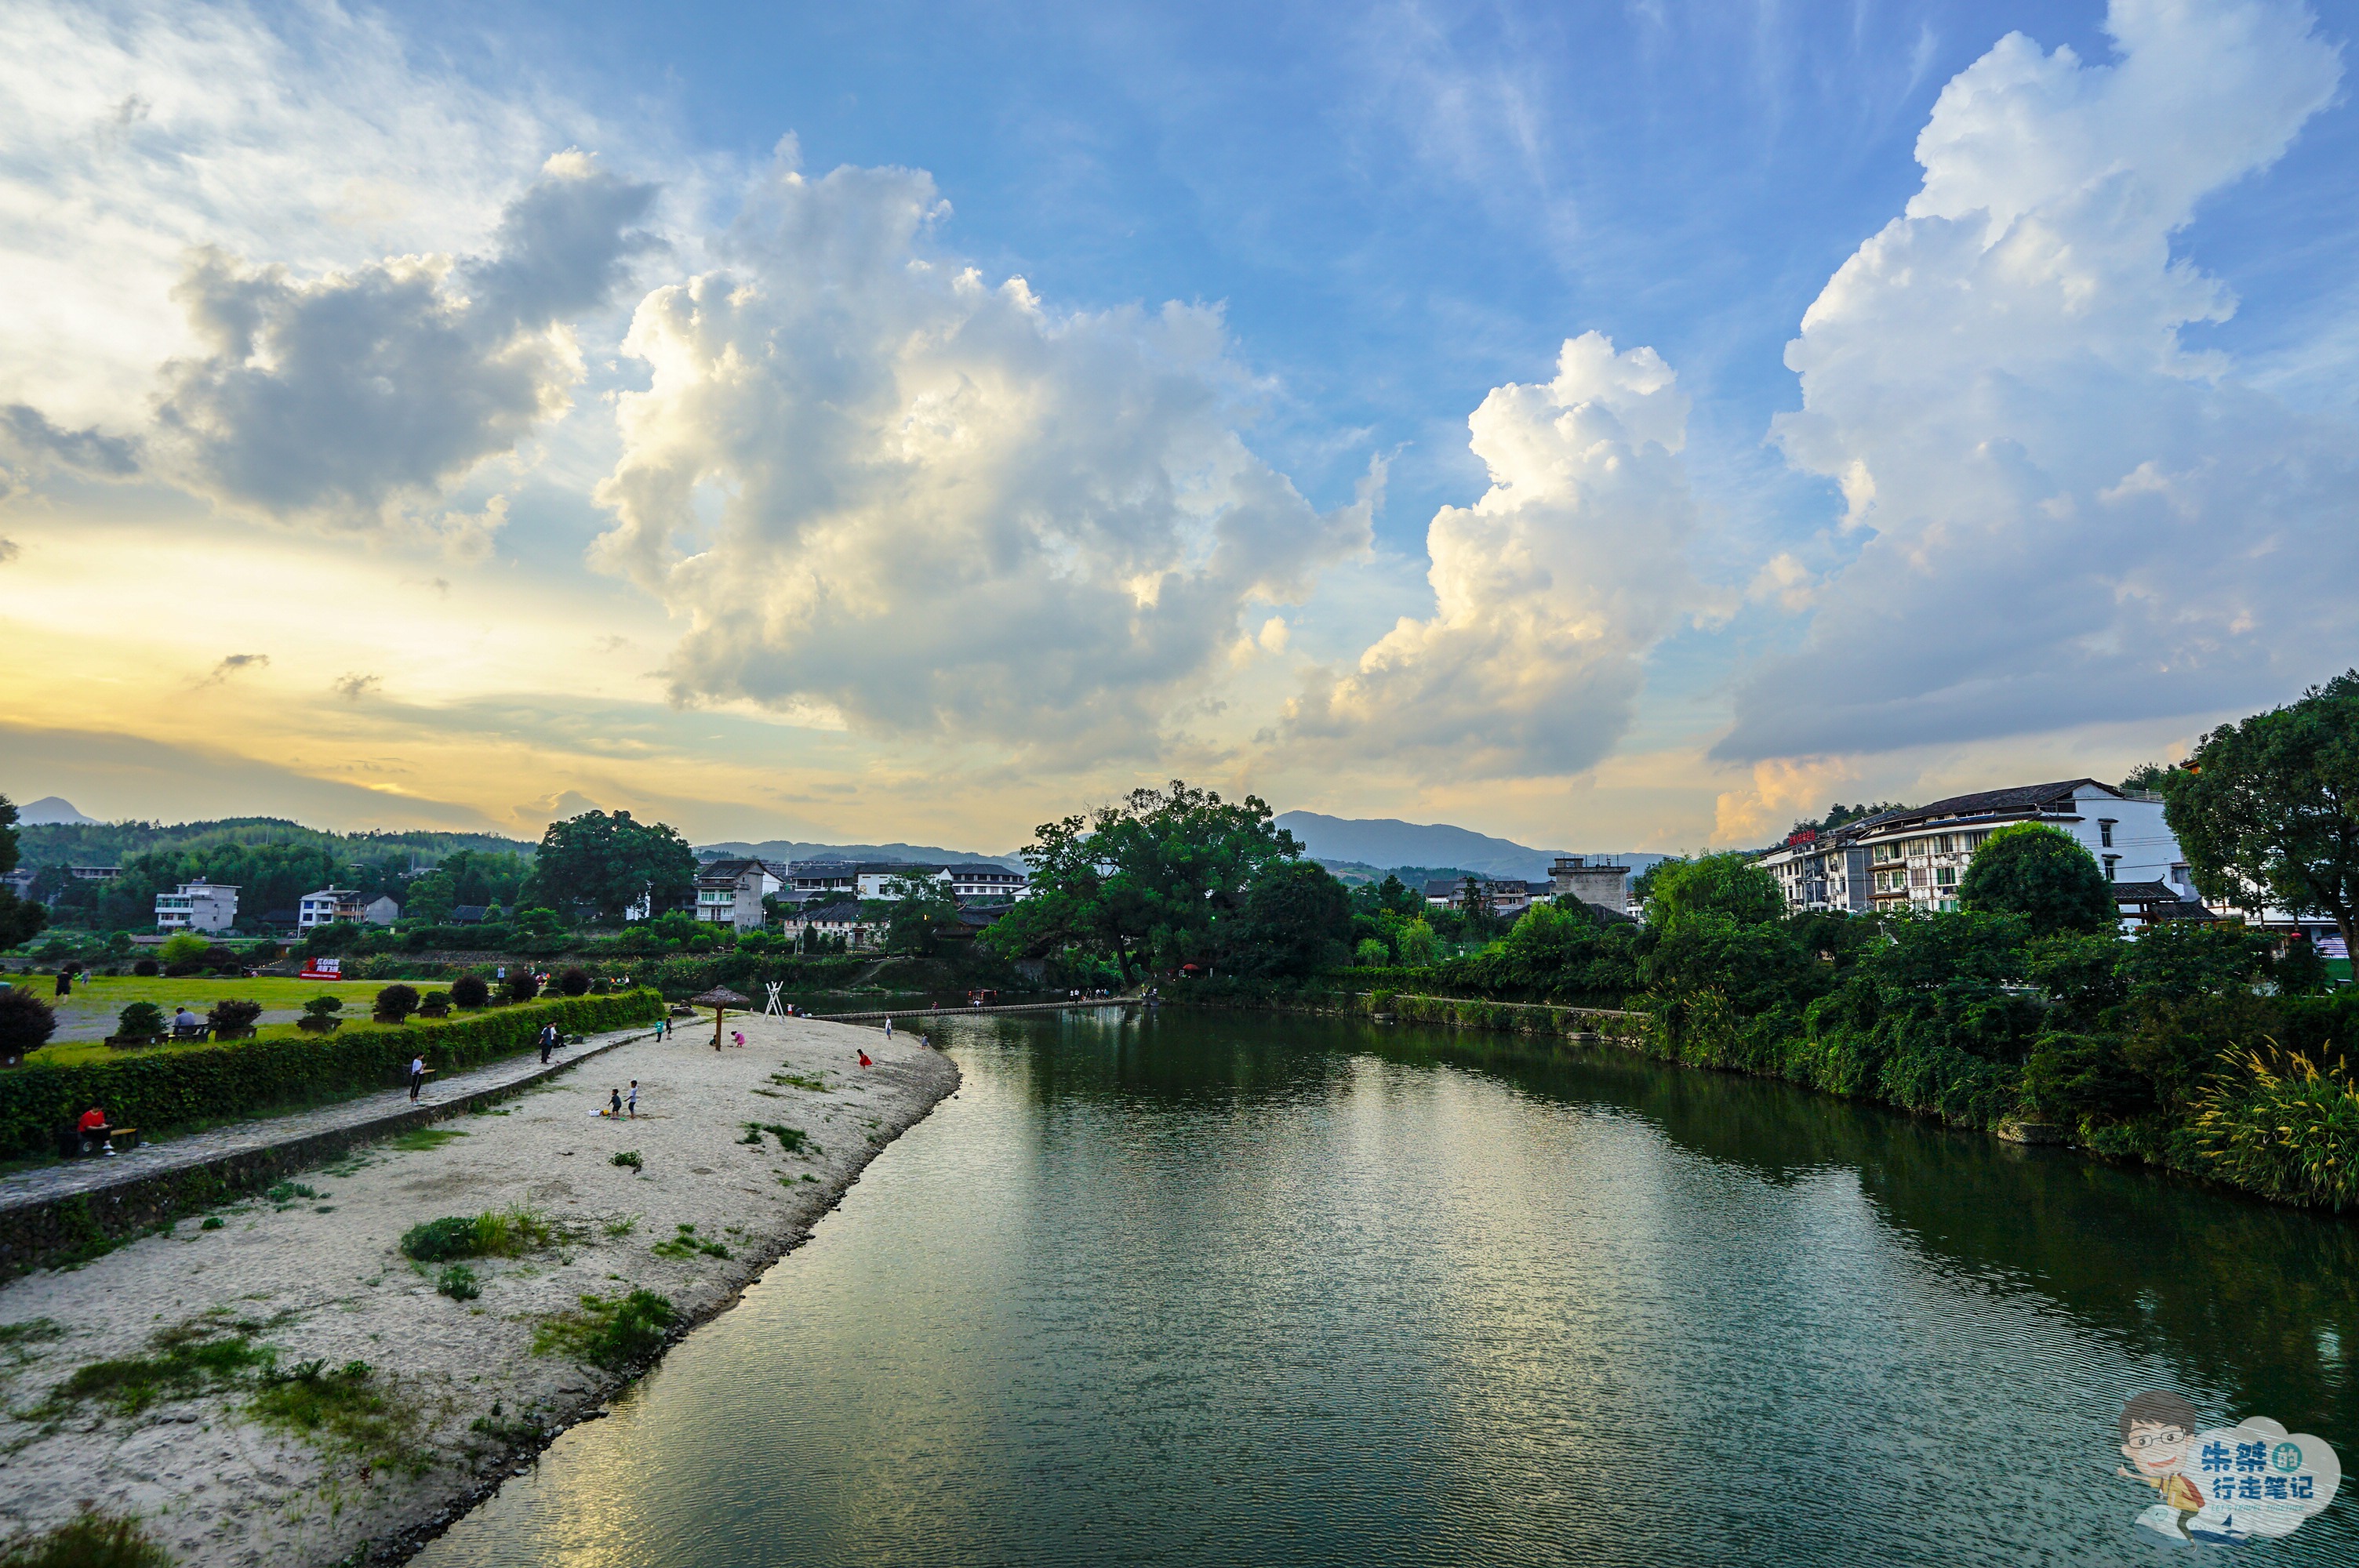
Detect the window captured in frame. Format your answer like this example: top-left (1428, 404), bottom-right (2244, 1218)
top-left (1936, 867), bottom-right (1957, 887)
top-left (2098, 818), bottom-right (2116, 848)
top-left (2103, 855), bottom-right (2120, 881)
top-left (1939, 898), bottom-right (1958, 913)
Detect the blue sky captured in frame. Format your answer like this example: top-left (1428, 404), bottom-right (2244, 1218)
top-left (1, 0), bottom-right (2354, 851)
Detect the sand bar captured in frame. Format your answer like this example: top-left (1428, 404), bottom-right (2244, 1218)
top-left (0, 1014), bottom-right (957, 1565)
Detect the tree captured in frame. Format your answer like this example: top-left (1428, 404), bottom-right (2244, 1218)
top-left (450, 973), bottom-right (490, 1009)
top-left (2121, 762), bottom-right (2173, 793)
top-left (529, 811), bottom-right (696, 924)
top-left (373, 985), bottom-right (420, 1023)
top-left (1645, 853), bottom-right (1783, 928)
top-left (0, 988), bottom-right (56, 1057)
top-left (1223, 860), bottom-right (1353, 978)
top-left (2164, 670), bottom-right (2359, 962)
top-left (0, 796), bottom-right (45, 950)
top-left (882, 873), bottom-right (959, 955)
top-left (1956, 823), bottom-right (2116, 935)
top-left (984, 782), bottom-right (1302, 982)
top-left (158, 931), bottom-right (212, 966)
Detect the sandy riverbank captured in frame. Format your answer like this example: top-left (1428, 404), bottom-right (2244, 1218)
top-left (0, 1014), bottom-right (957, 1566)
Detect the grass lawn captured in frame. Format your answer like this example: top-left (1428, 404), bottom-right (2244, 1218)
top-left (40, 974), bottom-right (391, 1012)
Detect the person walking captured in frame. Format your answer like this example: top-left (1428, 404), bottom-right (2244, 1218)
top-left (538, 1022), bottom-right (555, 1065)
top-left (627, 1080), bottom-right (639, 1119)
top-left (884, 1016), bottom-right (893, 1039)
top-left (609, 1087), bottom-right (623, 1118)
top-left (408, 1055), bottom-right (427, 1103)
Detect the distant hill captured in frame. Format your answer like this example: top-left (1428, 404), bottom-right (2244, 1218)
top-left (14, 796), bottom-right (98, 826)
top-left (696, 840), bottom-right (1023, 869)
top-left (1275, 811), bottom-right (1665, 883)
top-left (16, 815), bottom-right (533, 868)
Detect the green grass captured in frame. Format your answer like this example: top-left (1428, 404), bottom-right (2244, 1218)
top-left (43, 1318), bottom-right (270, 1417)
top-left (744, 1122), bottom-right (815, 1155)
top-left (246, 1357), bottom-right (427, 1474)
top-left (0, 1511), bottom-right (173, 1568)
top-left (609, 1150), bottom-right (642, 1171)
top-left (398, 1207), bottom-right (572, 1262)
top-left (770, 1071), bottom-right (828, 1091)
top-left (388, 1127), bottom-right (467, 1152)
top-left (435, 1264), bottom-right (481, 1301)
top-left (650, 1222), bottom-right (729, 1261)
top-left (530, 1290), bottom-right (677, 1370)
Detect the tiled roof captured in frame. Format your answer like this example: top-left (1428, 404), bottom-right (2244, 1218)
top-left (800, 900), bottom-right (868, 924)
top-left (1852, 780), bottom-right (2117, 834)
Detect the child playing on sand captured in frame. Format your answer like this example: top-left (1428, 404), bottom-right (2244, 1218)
top-left (627, 1081), bottom-right (639, 1118)
top-left (609, 1087), bottom-right (623, 1118)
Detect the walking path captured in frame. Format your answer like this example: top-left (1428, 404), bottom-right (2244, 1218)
top-left (0, 1023), bottom-right (657, 1218)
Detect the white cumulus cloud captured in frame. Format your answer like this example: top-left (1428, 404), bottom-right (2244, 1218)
top-left (1719, 0), bottom-right (2354, 762)
top-left (591, 154), bottom-right (1372, 755)
top-left (1281, 331), bottom-right (1703, 779)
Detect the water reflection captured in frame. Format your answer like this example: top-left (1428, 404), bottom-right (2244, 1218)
top-left (417, 1007), bottom-right (2359, 1567)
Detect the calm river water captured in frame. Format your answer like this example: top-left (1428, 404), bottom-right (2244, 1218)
top-left (416, 1007), bottom-right (2359, 1566)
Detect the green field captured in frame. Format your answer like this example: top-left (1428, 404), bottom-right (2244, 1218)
top-left (32, 974), bottom-right (391, 1011)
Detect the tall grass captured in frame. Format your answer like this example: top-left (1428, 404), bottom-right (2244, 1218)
top-left (2190, 1047), bottom-right (2359, 1210)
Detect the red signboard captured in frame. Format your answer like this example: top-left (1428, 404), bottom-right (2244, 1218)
top-left (299, 956), bottom-right (343, 982)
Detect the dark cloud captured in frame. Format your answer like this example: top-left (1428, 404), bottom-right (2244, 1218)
top-left (154, 157), bottom-right (657, 524)
top-left (331, 673), bottom-right (382, 701)
top-left (197, 652), bottom-right (270, 687)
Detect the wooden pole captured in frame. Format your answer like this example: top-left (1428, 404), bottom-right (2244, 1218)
top-left (713, 1004), bottom-right (725, 1051)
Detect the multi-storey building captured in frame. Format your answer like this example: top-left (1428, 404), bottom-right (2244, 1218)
top-left (1549, 856), bottom-right (1632, 916)
top-left (694, 858), bottom-right (787, 931)
top-left (1758, 780), bottom-right (2197, 927)
top-left (156, 880), bottom-right (240, 933)
top-left (296, 887), bottom-right (364, 928)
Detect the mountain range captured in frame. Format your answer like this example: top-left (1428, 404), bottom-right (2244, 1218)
top-left (1274, 811), bottom-right (1664, 883)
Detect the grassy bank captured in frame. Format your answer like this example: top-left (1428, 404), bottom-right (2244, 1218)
top-left (0, 990), bottom-right (663, 1160)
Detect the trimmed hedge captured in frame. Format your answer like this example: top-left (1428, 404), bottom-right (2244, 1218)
top-left (0, 989), bottom-right (661, 1160)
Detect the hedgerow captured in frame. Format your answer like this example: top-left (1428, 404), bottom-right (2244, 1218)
top-left (0, 990), bottom-right (661, 1158)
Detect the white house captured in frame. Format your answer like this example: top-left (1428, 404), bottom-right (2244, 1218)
top-left (1757, 780), bottom-right (2197, 927)
top-left (856, 864), bottom-right (953, 899)
top-left (695, 858), bottom-right (786, 931)
top-left (799, 898), bottom-right (880, 949)
top-left (297, 887), bottom-right (364, 929)
top-left (948, 864), bottom-right (1028, 901)
top-left (155, 880), bottom-right (239, 933)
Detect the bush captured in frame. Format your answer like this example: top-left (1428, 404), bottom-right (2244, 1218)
top-left (449, 974), bottom-right (489, 1010)
top-left (115, 1002), bottom-right (165, 1040)
top-left (0, 990), bottom-right (662, 1159)
top-left (373, 985), bottom-right (420, 1024)
top-left (296, 996), bottom-right (344, 1034)
top-left (417, 989), bottom-right (453, 1019)
top-left (206, 998), bottom-right (264, 1035)
top-left (502, 970), bottom-right (540, 1004)
top-left (558, 967), bottom-right (591, 997)
top-left (401, 1207), bottom-right (559, 1262)
top-left (130, 959), bottom-right (159, 977)
top-left (436, 1263), bottom-right (481, 1301)
top-left (156, 932), bottom-right (211, 967)
top-left (163, 963), bottom-right (202, 978)
top-left (0, 989), bottom-right (57, 1055)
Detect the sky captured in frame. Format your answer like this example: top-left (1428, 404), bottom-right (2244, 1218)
top-left (1, 0), bottom-right (2354, 855)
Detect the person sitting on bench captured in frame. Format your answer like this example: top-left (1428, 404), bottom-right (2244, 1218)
top-left (78, 1105), bottom-right (113, 1156)
top-left (173, 1005), bottom-right (202, 1036)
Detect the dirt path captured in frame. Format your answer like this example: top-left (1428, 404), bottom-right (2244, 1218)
top-left (0, 1015), bottom-right (954, 1566)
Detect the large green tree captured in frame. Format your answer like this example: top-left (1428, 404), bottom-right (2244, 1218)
top-left (1957, 823), bottom-right (2116, 935)
top-left (0, 795), bottom-right (45, 949)
top-left (528, 811), bottom-right (696, 924)
top-left (984, 781), bottom-right (1301, 982)
top-left (1222, 859), bottom-right (1353, 978)
top-left (1645, 852), bottom-right (1783, 927)
top-left (2164, 670), bottom-right (2359, 962)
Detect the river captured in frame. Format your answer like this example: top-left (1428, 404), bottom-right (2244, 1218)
top-left (415, 1006), bottom-right (2359, 1566)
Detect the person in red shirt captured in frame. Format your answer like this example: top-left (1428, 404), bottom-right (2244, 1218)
top-left (78, 1105), bottom-right (111, 1156)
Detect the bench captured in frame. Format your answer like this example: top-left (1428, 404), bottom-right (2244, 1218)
top-left (107, 1127), bottom-right (140, 1151)
top-left (169, 1023), bottom-right (213, 1042)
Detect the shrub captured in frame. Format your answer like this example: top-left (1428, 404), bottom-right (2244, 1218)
top-left (0, 990), bottom-right (662, 1158)
top-left (502, 970), bottom-right (540, 1004)
top-left (206, 998), bottom-right (264, 1035)
top-left (0, 989), bottom-right (57, 1055)
top-left (436, 1264), bottom-right (481, 1301)
top-left (400, 1207), bottom-right (560, 1262)
top-left (417, 989), bottom-right (453, 1018)
top-left (130, 959), bottom-right (158, 977)
top-left (114, 1002), bottom-right (165, 1040)
top-left (558, 967), bottom-right (591, 997)
top-left (156, 932), bottom-right (210, 967)
top-left (373, 985), bottom-right (420, 1024)
top-left (296, 996), bottom-right (343, 1034)
top-left (610, 1149), bottom-right (642, 1171)
top-left (450, 974), bottom-right (489, 1010)
top-left (163, 963), bottom-right (202, 978)
top-left (2190, 1048), bottom-right (2359, 1210)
